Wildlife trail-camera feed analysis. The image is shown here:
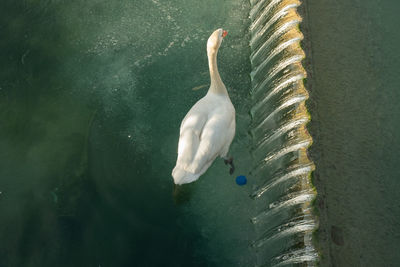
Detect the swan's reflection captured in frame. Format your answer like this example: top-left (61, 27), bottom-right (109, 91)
top-left (173, 183), bottom-right (195, 204)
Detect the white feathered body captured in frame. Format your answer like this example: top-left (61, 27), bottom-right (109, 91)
top-left (172, 92), bottom-right (235, 185)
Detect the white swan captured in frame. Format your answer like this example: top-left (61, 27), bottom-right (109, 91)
top-left (172, 28), bottom-right (236, 185)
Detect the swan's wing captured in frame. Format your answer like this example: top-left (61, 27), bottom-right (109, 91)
top-left (188, 110), bottom-right (235, 173)
top-left (220, 118), bottom-right (236, 157)
top-left (176, 112), bottom-right (207, 169)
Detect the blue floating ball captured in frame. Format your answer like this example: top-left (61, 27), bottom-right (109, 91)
top-left (236, 175), bottom-right (247, 185)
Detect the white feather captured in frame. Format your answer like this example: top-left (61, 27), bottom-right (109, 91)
top-left (172, 94), bottom-right (235, 184)
top-left (172, 28), bottom-right (236, 185)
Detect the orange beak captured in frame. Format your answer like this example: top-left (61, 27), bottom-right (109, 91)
top-left (222, 30), bottom-right (228, 38)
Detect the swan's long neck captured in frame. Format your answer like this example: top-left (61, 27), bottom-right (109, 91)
top-left (207, 49), bottom-right (228, 95)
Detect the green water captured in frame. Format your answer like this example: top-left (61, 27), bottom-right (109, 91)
top-left (0, 1), bottom-right (256, 266)
top-left (303, 0), bottom-right (400, 266)
top-left (2, 0), bottom-right (400, 266)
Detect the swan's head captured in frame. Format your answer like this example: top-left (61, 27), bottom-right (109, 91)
top-left (207, 28), bottom-right (228, 54)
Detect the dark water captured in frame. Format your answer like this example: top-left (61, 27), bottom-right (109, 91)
top-left (0, 1), bottom-right (256, 266)
top-left (2, 0), bottom-right (400, 266)
top-left (303, 0), bottom-right (400, 266)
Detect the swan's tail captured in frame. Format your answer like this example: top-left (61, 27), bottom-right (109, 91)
top-left (172, 166), bottom-right (200, 185)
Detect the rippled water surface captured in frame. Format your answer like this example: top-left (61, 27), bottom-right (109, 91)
top-left (0, 1), bottom-right (255, 266)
